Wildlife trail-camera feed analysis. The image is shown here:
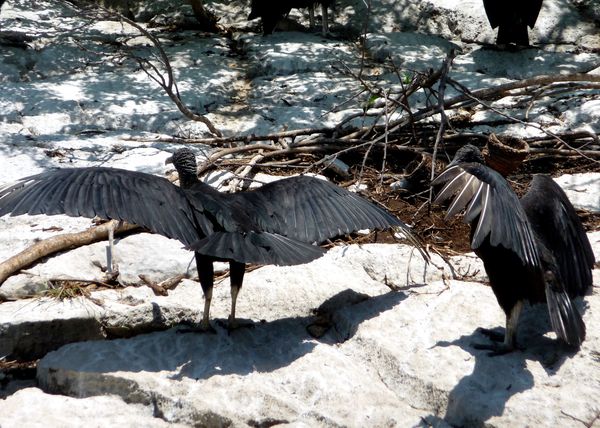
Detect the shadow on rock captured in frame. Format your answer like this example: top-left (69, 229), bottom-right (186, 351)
top-left (310, 288), bottom-right (410, 344)
top-left (37, 288), bottom-right (410, 389)
top-left (426, 301), bottom-right (586, 427)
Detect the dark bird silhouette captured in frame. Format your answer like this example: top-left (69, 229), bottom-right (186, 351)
top-left (482, 0), bottom-right (543, 46)
top-left (248, 0), bottom-right (334, 35)
top-left (433, 144), bottom-right (594, 354)
top-left (0, 148), bottom-right (417, 332)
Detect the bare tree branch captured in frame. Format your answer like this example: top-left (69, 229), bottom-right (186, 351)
top-left (0, 221), bottom-right (140, 285)
top-left (59, 0), bottom-right (222, 136)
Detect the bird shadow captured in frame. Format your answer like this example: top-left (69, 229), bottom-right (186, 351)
top-left (40, 288), bottom-right (411, 385)
top-left (168, 289), bottom-right (410, 381)
top-left (422, 301), bottom-right (587, 427)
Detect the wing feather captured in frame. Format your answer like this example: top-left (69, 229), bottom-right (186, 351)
top-left (237, 175), bottom-right (410, 244)
top-left (433, 162), bottom-right (539, 267)
top-left (0, 167), bottom-right (205, 247)
top-left (521, 175), bottom-right (595, 297)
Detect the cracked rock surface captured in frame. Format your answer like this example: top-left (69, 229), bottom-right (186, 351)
top-left (0, 0), bottom-right (599, 426)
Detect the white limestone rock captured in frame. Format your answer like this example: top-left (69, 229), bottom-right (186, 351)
top-left (0, 242), bottom-right (433, 360)
top-left (0, 387), bottom-right (184, 428)
top-left (554, 173), bottom-right (600, 213)
top-left (246, 32), bottom-right (356, 77)
top-left (0, 278), bottom-right (206, 359)
top-left (35, 273), bottom-right (600, 427)
top-left (0, 232), bottom-right (197, 298)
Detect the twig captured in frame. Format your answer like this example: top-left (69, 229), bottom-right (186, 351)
top-left (429, 49), bottom-right (456, 204)
top-left (0, 221), bottom-right (140, 285)
top-left (448, 77), bottom-right (600, 164)
top-left (139, 273), bottom-right (186, 296)
top-left (560, 409), bottom-right (600, 428)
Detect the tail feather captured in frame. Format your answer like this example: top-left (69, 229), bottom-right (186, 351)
top-left (189, 231), bottom-right (326, 266)
top-left (545, 272), bottom-right (586, 347)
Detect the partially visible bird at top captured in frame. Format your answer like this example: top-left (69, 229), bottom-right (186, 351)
top-left (0, 147), bottom-right (420, 332)
top-left (482, 0), bottom-right (543, 46)
top-left (248, 0), bottom-right (335, 35)
top-left (432, 144), bottom-right (594, 354)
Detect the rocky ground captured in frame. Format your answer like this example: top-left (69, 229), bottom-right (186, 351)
top-left (0, 0), bottom-right (599, 427)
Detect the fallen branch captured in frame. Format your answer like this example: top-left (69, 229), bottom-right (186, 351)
top-left (447, 77), bottom-right (600, 164)
top-left (137, 125), bottom-right (341, 147)
top-left (127, 73), bottom-right (600, 159)
top-left (0, 220), bottom-right (140, 285)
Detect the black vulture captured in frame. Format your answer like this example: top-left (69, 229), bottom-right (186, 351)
top-left (482, 0), bottom-right (543, 46)
top-left (0, 148), bottom-right (417, 332)
top-left (248, 0), bottom-right (334, 35)
top-left (433, 144), bottom-right (594, 354)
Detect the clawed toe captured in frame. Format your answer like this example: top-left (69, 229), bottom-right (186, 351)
top-left (177, 323), bottom-right (217, 334)
top-left (476, 327), bottom-right (505, 342)
top-left (218, 318), bottom-right (255, 334)
top-left (472, 342), bottom-right (511, 356)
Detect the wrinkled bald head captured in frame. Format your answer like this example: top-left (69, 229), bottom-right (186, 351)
top-left (167, 148), bottom-right (198, 188)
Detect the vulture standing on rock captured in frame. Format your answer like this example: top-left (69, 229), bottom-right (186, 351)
top-left (482, 0), bottom-right (543, 46)
top-left (433, 145), bottom-right (594, 354)
top-left (0, 148), bottom-right (417, 332)
top-left (248, 0), bottom-right (335, 35)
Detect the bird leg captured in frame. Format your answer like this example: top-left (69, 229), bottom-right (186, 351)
top-left (226, 261), bottom-right (252, 332)
top-left (228, 284), bottom-right (241, 330)
top-left (473, 301), bottom-right (523, 355)
top-left (178, 254), bottom-right (216, 334)
top-left (107, 220), bottom-right (115, 273)
top-left (198, 289), bottom-right (215, 332)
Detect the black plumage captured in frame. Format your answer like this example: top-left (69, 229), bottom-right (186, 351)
top-left (433, 144), bottom-right (594, 353)
top-left (248, 0), bottom-right (334, 35)
top-left (483, 0), bottom-right (543, 46)
top-left (0, 148), bottom-right (415, 331)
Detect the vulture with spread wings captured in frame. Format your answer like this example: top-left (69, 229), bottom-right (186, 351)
top-left (0, 148), bottom-right (419, 332)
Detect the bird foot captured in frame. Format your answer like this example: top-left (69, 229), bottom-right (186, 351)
top-left (176, 322), bottom-right (217, 335)
top-left (217, 318), bottom-right (255, 334)
top-left (472, 341), bottom-right (518, 356)
top-left (473, 327), bottom-right (522, 355)
top-left (476, 327), bottom-right (505, 342)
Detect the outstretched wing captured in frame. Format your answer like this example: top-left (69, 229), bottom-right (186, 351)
top-left (237, 175), bottom-right (412, 244)
top-left (432, 163), bottom-right (539, 267)
top-left (0, 167), bottom-right (208, 247)
top-left (521, 175), bottom-right (595, 298)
